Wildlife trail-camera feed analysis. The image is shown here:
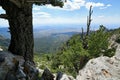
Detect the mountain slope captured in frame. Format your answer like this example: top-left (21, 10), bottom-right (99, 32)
top-left (0, 35), bottom-right (9, 50)
top-left (34, 34), bottom-right (71, 53)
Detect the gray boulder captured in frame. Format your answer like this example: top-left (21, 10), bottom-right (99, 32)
top-left (56, 72), bottom-right (63, 80)
top-left (55, 72), bottom-right (75, 80)
top-left (76, 45), bottom-right (120, 80)
top-left (0, 51), bottom-right (38, 80)
top-left (41, 68), bottom-right (54, 80)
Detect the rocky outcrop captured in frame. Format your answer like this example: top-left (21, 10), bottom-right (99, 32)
top-left (76, 45), bottom-right (120, 80)
top-left (39, 69), bottom-right (75, 80)
top-left (41, 68), bottom-right (54, 80)
top-left (55, 72), bottom-right (75, 80)
top-left (0, 51), bottom-right (38, 80)
top-left (0, 46), bottom-right (3, 51)
top-left (56, 72), bottom-right (75, 80)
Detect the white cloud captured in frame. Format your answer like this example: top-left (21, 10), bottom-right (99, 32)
top-left (46, 0), bottom-right (85, 11)
top-left (100, 4), bottom-right (112, 9)
top-left (92, 15), bottom-right (120, 25)
top-left (33, 12), bottom-right (51, 18)
top-left (85, 2), bottom-right (104, 9)
top-left (107, 4), bottom-right (112, 7)
top-left (33, 17), bottom-right (85, 26)
top-left (98, 15), bottom-right (104, 18)
top-left (46, 0), bottom-right (111, 10)
top-left (0, 19), bottom-right (9, 27)
top-left (0, 7), bottom-right (8, 27)
top-left (0, 7), bottom-right (2, 10)
top-left (63, 0), bottom-right (85, 10)
top-left (0, 6), bottom-right (5, 13)
top-left (33, 6), bottom-right (41, 11)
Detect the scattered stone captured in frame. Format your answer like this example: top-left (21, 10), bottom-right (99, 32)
top-left (55, 72), bottom-right (75, 80)
top-left (56, 72), bottom-right (63, 80)
top-left (0, 47), bottom-right (3, 51)
top-left (41, 68), bottom-right (54, 80)
top-left (56, 74), bottom-right (75, 80)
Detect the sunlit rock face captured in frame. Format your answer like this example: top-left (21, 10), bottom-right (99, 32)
top-left (0, 47), bottom-right (3, 51)
top-left (76, 45), bottom-right (120, 80)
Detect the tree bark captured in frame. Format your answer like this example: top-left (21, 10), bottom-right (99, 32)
top-left (1, 1), bottom-right (34, 61)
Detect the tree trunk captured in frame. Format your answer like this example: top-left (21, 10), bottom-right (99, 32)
top-left (1, 1), bottom-right (34, 61)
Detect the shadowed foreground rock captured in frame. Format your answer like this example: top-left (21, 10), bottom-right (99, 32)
top-left (76, 45), bottom-right (120, 80)
top-left (56, 72), bottom-right (75, 80)
top-left (0, 51), bottom-right (38, 80)
top-left (41, 68), bottom-right (54, 80)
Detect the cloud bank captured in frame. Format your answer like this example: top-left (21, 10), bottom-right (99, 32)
top-left (46, 0), bottom-right (111, 11)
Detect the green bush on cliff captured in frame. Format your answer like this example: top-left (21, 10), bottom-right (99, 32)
top-left (51, 25), bottom-right (115, 77)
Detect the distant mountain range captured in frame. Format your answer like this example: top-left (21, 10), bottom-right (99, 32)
top-left (0, 27), bottom-right (10, 38)
top-left (0, 26), bottom-right (81, 53)
top-left (0, 35), bottom-right (9, 50)
top-left (1, 24), bottom-right (119, 53)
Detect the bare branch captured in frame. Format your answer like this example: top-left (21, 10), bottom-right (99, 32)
top-left (0, 14), bottom-right (8, 19)
top-left (26, 0), bottom-right (46, 3)
top-left (9, 0), bottom-right (21, 8)
top-left (81, 27), bottom-right (84, 40)
top-left (86, 5), bottom-right (93, 36)
top-left (82, 5), bottom-right (93, 49)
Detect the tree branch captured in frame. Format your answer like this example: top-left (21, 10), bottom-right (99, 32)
top-left (26, 0), bottom-right (46, 3)
top-left (86, 5), bottom-right (93, 36)
top-left (0, 14), bottom-right (8, 19)
top-left (9, 0), bottom-right (21, 8)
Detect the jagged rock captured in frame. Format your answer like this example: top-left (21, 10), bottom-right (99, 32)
top-left (56, 72), bottom-right (63, 80)
top-left (76, 45), bottom-right (120, 80)
top-left (55, 72), bottom-right (75, 80)
top-left (24, 61), bottom-right (39, 80)
top-left (41, 68), bottom-right (54, 80)
top-left (0, 47), bottom-right (3, 51)
top-left (36, 67), bottom-right (44, 75)
top-left (109, 35), bottom-right (118, 48)
top-left (0, 51), bottom-right (15, 80)
top-left (0, 51), bottom-right (38, 80)
top-left (114, 45), bottom-right (120, 60)
top-left (57, 74), bottom-right (75, 80)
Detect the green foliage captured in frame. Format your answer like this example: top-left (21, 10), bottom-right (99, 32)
top-left (0, 35), bottom-right (9, 50)
top-left (50, 0), bottom-right (64, 7)
top-left (88, 25), bottom-right (110, 57)
top-left (50, 25), bottom-right (115, 77)
top-left (35, 0), bottom-right (64, 8)
top-left (34, 53), bottom-right (53, 70)
top-left (51, 34), bottom-right (89, 77)
top-left (34, 35), bottom-right (70, 53)
top-left (34, 25), bottom-right (118, 77)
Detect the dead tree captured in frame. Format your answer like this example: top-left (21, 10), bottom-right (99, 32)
top-left (83, 5), bottom-right (93, 49)
top-left (86, 5), bottom-right (93, 36)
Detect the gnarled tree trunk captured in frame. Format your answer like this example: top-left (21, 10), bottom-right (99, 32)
top-left (0, 1), bottom-right (34, 61)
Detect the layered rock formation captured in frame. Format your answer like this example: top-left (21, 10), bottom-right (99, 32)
top-left (76, 45), bottom-right (120, 80)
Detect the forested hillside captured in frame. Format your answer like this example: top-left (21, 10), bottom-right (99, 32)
top-left (0, 27), bottom-right (79, 53)
top-left (0, 35), bottom-right (9, 50)
top-left (34, 32), bottom-right (78, 53)
top-left (34, 26), bottom-right (120, 77)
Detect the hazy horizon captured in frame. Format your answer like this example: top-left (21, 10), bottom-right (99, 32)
top-left (0, 0), bottom-right (120, 29)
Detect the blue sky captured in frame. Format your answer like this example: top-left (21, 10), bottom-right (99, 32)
top-left (0, 0), bottom-right (120, 28)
